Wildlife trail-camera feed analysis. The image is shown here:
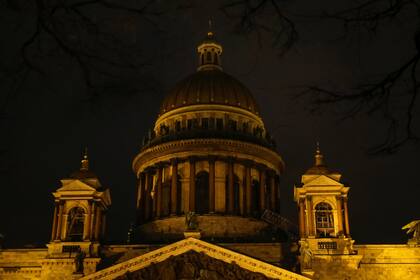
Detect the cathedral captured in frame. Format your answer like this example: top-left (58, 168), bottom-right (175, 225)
top-left (1, 31), bottom-right (419, 280)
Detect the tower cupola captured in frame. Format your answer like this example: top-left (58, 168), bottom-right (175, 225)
top-left (197, 26), bottom-right (223, 71)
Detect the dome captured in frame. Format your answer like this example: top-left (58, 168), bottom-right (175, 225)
top-left (159, 70), bottom-right (260, 116)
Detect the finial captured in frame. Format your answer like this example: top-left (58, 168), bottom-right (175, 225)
top-left (80, 147), bottom-right (89, 171)
top-left (207, 19), bottom-right (214, 39)
top-left (315, 142), bottom-right (324, 166)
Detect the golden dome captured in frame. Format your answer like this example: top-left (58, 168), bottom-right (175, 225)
top-left (159, 69), bottom-right (260, 116)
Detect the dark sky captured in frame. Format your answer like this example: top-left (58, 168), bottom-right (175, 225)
top-left (1, 1), bottom-right (419, 247)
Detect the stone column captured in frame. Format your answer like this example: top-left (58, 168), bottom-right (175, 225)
top-left (336, 196), bottom-right (344, 235)
top-left (189, 158), bottom-right (196, 212)
top-left (209, 157), bottom-right (216, 213)
top-left (84, 201), bottom-right (93, 241)
top-left (89, 202), bottom-right (96, 240)
top-left (136, 173), bottom-right (144, 209)
top-left (343, 197), bottom-right (351, 236)
top-left (61, 214), bottom-right (69, 240)
top-left (307, 196), bottom-right (314, 237)
top-left (55, 202), bottom-right (64, 241)
top-left (94, 207), bottom-right (102, 241)
top-left (50, 203), bottom-right (58, 242)
top-left (270, 175), bottom-right (276, 211)
top-left (245, 164), bottom-right (252, 216)
top-left (259, 168), bottom-right (266, 213)
top-left (170, 160), bottom-right (178, 215)
top-left (299, 199), bottom-right (306, 238)
top-left (227, 158), bottom-right (234, 214)
top-left (144, 172), bottom-right (151, 221)
top-left (156, 166), bottom-right (163, 218)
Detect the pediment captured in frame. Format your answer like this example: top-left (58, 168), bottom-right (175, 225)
top-left (80, 238), bottom-right (309, 280)
top-left (56, 180), bottom-right (97, 193)
top-left (302, 174), bottom-right (343, 187)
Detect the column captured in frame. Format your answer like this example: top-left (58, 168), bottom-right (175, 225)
top-left (55, 202), bottom-right (64, 240)
top-left (299, 199), bottom-right (306, 238)
top-left (50, 203), bottom-right (58, 241)
top-left (94, 207), bottom-right (102, 241)
top-left (61, 214), bottom-right (69, 240)
top-left (89, 202), bottom-right (96, 240)
top-left (270, 175), bottom-right (276, 211)
top-left (144, 172), bottom-right (151, 221)
top-left (156, 166), bottom-right (163, 218)
top-left (136, 173), bottom-right (144, 209)
top-left (245, 165), bottom-right (252, 215)
top-left (343, 197), bottom-right (351, 236)
top-left (227, 159), bottom-right (234, 214)
top-left (307, 196), bottom-right (314, 237)
top-left (259, 168), bottom-right (266, 212)
top-left (209, 157), bottom-right (216, 213)
top-left (189, 158), bottom-right (196, 212)
top-left (170, 160), bottom-right (178, 215)
top-left (336, 196), bottom-right (343, 235)
top-left (84, 201), bottom-right (93, 241)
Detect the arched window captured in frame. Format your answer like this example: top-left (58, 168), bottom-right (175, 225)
top-left (195, 171), bottom-right (209, 214)
top-left (206, 52), bottom-right (212, 63)
top-left (67, 207), bottom-right (85, 241)
top-left (251, 179), bottom-right (260, 216)
top-left (315, 202), bottom-right (334, 237)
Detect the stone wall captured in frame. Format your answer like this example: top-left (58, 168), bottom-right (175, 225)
top-left (310, 244), bottom-right (420, 280)
top-left (0, 249), bottom-right (46, 280)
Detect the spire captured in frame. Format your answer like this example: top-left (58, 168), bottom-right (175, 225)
top-left (315, 142), bottom-right (324, 167)
top-left (80, 147), bottom-right (89, 171)
top-left (197, 20), bottom-right (223, 71)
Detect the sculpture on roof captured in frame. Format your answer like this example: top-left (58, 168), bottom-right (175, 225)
top-left (402, 220), bottom-right (420, 244)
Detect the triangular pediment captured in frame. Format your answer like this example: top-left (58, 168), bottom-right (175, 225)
top-left (302, 174), bottom-right (343, 187)
top-left (80, 238), bottom-right (310, 280)
top-left (56, 180), bottom-right (97, 193)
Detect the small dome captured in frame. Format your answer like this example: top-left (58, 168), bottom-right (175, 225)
top-left (160, 70), bottom-right (260, 115)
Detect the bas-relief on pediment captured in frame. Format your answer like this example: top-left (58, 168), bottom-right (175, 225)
top-left (80, 238), bottom-right (310, 280)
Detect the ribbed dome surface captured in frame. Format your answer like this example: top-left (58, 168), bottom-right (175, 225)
top-left (160, 70), bottom-right (260, 115)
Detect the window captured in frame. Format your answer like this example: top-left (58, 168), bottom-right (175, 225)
top-left (195, 172), bottom-right (209, 214)
top-left (216, 118), bottom-right (224, 130)
top-left (315, 202), bottom-right (334, 237)
top-left (206, 52), bottom-right (212, 62)
top-left (243, 122), bottom-right (249, 133)
top-left (187, 119), bottom-right (193, 130)
top-left (228, 120), bottom-right (237, 131)
top-left (67, 207), bottom-right (85, 242)
top-left (175, 121), bottom-right (181, 132)
top-left (209, 118), bottom-right (215, 129)
top-left (202, 118), bottom-right (209, 129)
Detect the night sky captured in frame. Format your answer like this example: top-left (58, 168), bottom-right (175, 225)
top-left (1, 1), bottom-right (419, 248)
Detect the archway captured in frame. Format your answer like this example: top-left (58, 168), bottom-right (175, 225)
top-left (67, 207), bottom-right (85, 241)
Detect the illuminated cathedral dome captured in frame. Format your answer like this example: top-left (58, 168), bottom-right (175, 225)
top-left (160, 70), bottom-right (260, 116)
top-left (132, 31), bottom-right (284, 243)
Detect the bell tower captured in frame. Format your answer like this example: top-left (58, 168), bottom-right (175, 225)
top-left (44, 151), bottom-right (111, 278)
top-left (294, 144), bottom-right (354, 273)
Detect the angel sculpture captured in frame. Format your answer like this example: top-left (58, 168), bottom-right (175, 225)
top-left (185, 212), bottom-right (198, 231)
top-left (402, 220), bottom-right (420, 244)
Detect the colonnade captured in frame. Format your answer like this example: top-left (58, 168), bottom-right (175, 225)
top-left (136, 156), bottom-right (280, 223)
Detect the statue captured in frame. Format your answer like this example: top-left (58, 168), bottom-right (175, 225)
top-left (185, 212), bottom-right (198, 231)
top-left (74, 249), bottom-right (86, 274)
top-left (299, 241), bottom-right (313, 270)
top-left (402, 220), bottom-right (420, 244)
